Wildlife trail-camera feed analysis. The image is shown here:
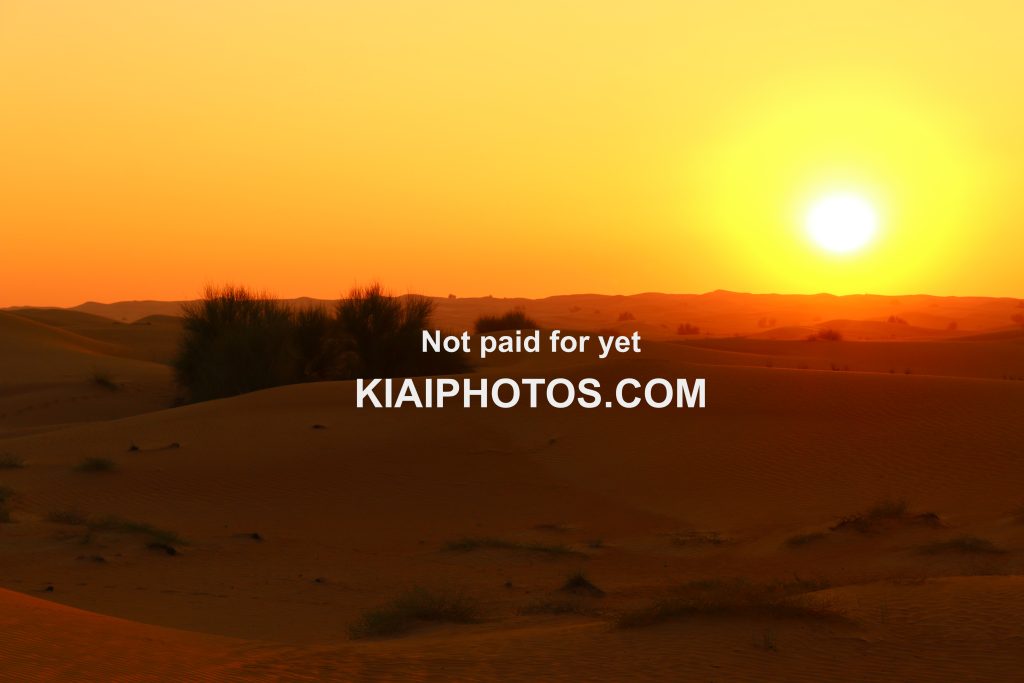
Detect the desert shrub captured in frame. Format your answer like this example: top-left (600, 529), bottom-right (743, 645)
top-left (676, 323), bottom-right (700, 335)
top-left (0, 454), bottom-right (24, 469)
top-left (518, 598), bottom-right (593, 616)
top-left (175, 283), bottom-right (469, 402)
top-left (174, 286), bottom-right (300, 401)
top-left (808, 328), bottom-right (843, 341)
top-left (618, 311), bottom-right (636, 322)
top-left (349, 587), bottom-right (479, 639)
top-left (616, 579), bottom-right (840, 628)
top-left (561, 571), bottom-right (604, 597)
top-left (47, 509), bottom-right (88, 525)
top-left (75, 457), bottom-right (116, 473)
top-left (474, 308), bottom-right (538, 334)
top-left (291, 305), bottom-right (347, 381)
top-left (887, 315), bottom-right (907, 324)
top-left (87, 516), bottom-right (184, 545)
top-left (831, 498), bottom-right (942, 534)
top-left (917, 536), bottom-right (1006, 555)
top-left (91, 369), bottom-right (120, 391)
top-left (338, 284), bottom-right (468, 378)
top-left (443, 537), bottom-right (576, 555)
top-left (784, 532), bottom-right (827, 548)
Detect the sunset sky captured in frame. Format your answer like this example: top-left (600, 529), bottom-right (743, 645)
top-left (2, 1), bottom-right (1022, 307)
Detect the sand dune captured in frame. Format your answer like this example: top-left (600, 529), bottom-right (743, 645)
top-left (0, 297), bottom-right (1022, 679)
top-left (0, 311), bottom-right (174, 437)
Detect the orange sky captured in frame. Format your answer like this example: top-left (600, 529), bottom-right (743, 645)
top-left (2, 1), bottom-right (1022, 307)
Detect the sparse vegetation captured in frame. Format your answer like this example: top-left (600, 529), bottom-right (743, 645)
top-left (87, 516), bottom-right (184, 546)
top-left (617, 311), bottom-right (636, 322)
top-left (349, 587), bottom-right (479, 639)
top-left (518, 598), bottom-right (594, 616)
top-left (47, 509), bottom-right (88, 525)
top-left (443, 537), bottom-right (577, 556)
top-left (174, 283), bottom-right (468, 402)
top-left (831, 499), bottom-right (942, 534)
top-left (91, 369), bottom-right (120, 391)
top-left (0, 454), bottom-right (25, 469)
top-left (917, 536), bottom-right (1006, 555)
top-left (474, 307), bottom-right (539, 334)
top-left (808, 328), bottom-right (843, 341)
top-left (886, 315), bottom-right (907, 324)
top-left (75, 457), bottom-right (117, 473)
top-left (784, 532), bottom-right (827, 548)
top-left (676, 322), bottom-right (700, 335)
top-left (561, 571), bottom-right (604, 597)
top-left (670, 531), bottom-right (725, 547)
top-left (339, 284), bottom-right (467, 378)
top-left (616, 579), bottom-right (840, 629)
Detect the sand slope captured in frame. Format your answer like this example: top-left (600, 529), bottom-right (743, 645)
top-left (1, 295), bottom-right (1022, 680)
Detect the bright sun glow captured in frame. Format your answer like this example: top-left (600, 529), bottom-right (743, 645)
top-left (805, 193), bottom-right (879, 253)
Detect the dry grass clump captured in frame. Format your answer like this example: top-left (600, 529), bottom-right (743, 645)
top-left (443, 537), bottom-right (577, 556)
top-left (86, 516), bottom-right (184, 546)
top-left (670, 531), bottom-right (725, 547)
top-left (616, 579), bottom-right (840, 629)
top-left (917, 536), bottom-right (1007, 555)
top-left (349, 587), bottom-right (479, 639)
top-left (47, 509), bottom-right (88, 525)
top-left (91, 369), bottom-right (120, 391)
top-left (474, 308), bottom-right (538, 334)
top-left (518, 598), bottom-right (595, 616)
top-left (0, 454), bottom-right (26, 469)
top-left (75, 457), bottom-right (117, 473)
top-left (561, 571), bottom-right (605, 597)
top-left (784, 532), bottom-right (828, 548)
top-left (831, 498), bottom-right (942, 534)
top-left (807, 328), bottom-right (843, 341)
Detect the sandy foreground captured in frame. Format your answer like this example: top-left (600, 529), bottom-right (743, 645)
top-left (1, 296), bottom-right (1023, 681)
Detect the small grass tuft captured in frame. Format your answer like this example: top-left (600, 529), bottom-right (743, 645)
top-left (91, 370), bottom-right (120, 391)
top-left (831, 498), bottom-right (941, 534)
top-left (784, 532), bottom-right (827, 548)
top-left (87, 516), bottom-right (184, 546)
top-left (917, 536), bottom-right (1006, 555)
top-left (47, 509), bottom-right (88, 525)
top-left (0, 454), bottom-right (25, 469)
top-left (561, 571), bottom-right (605, 597)
top-left (443, 537), bottom-right (577, 556)
top-left (616, 579), bottom-right (841, 629)
top-left (349, 587), bottom-right (479, 639)
top-left (518, 598), bottom-right (594, 616)
top-left (75, 457), bottom-right (117, 473)
top-left (670, 531), bottom-right (726, 547)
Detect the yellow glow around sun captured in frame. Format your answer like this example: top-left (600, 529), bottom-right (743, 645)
top-left (805, 193), bottom-right (878, 253)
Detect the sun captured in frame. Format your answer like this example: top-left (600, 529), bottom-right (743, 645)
top-left (805, 192), bottom-right (879, 253)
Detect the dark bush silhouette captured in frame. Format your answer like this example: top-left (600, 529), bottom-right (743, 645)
top-left (474, 308), bottom-right (538, 334)
top-left (292, 305), bottom-right (347, 381)
top-left (617, 311), bottom-right (636, 322)
top-left (174, 286), bottom-right (300, 401)
top-left (807, 328), bottom-right (843, 342)
top-left (174, 283), bottom-right (468, 402)
top-left (338, 285), bottom-right (467, 378)
top-left (676, 323), bottom-right (700, 335)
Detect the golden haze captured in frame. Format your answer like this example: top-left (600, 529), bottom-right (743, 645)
top-left (1, 1), bottom-right (1022, 306)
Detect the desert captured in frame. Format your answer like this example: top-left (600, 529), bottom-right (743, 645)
top-left (0, 291), bottom-right (1022, 680)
